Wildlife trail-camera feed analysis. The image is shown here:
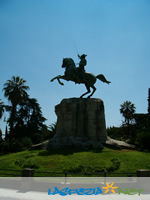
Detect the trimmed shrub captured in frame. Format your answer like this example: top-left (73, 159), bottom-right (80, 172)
top-left (21, 137), bottom-right (32, 150)
top-left (136, 132), bottom-right (150, 151)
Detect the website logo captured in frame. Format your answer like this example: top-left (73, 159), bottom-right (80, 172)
top-left (102, 182), bottom-right (118, 194)
top-left (48, 182), bottom-right (144, 196)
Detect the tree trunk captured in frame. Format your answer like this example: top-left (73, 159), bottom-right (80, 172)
top-left (9, 104), bottom-right (16, 137)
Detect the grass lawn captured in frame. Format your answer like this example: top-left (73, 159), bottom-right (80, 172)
top-left (0, 148), bottom-right (150, 177)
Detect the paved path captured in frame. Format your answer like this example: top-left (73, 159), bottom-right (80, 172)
top-left (0, 188), bottom-right (150, 200)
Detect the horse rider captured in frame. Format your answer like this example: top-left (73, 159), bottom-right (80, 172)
top-left (77, 54), bottom-right (87, 82)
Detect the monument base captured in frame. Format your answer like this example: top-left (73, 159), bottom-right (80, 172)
top-left (47, 98), bottom-right (107, 149)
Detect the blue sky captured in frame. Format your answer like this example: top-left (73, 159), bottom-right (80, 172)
top-left (0, 0), bottom-right (150, 135)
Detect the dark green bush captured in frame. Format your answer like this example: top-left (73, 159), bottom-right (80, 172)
top-left (21, 137), bottom-right (32, 149)
top-left (136, 132), bottom-right (150, 151)
top-left (9, 138), bottom-right (24, 152)
top-left (106, 158), bottom-right (120, 172)
top-left (0, 140), bottom-right (10, 152)
top-left (0, 137), bottom-right (32, 153)
top-left (0, 138), bottom-right (23, 153)
top-left (107, 126), bottom-right (126, 140)
top-left (31, 132), bottom-right (44, 144)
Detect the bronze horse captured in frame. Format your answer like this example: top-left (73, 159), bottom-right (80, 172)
top-left (50, 58), bottom-right (111, 98)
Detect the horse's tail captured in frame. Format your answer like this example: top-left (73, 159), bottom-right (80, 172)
top-left (96, 74), bottom-right (111, 84)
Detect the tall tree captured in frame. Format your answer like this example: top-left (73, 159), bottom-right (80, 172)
top-left (18, 98), bottom-right (47, 132)
top-left (148, 88), bottom-right (150, 114)
top-left (120, 100), bottom-right (136, 127)
top-left (3, 76), bottom-right (29, 135)
top-left (12, 97), bottom-right (47, 142)
top-left (5, 126), bottom-right (8, 141)
top-left (0, 99), bottom-right (5, 119)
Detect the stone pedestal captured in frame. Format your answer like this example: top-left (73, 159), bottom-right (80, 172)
top-left (47, 98), bottom-right (107, 149)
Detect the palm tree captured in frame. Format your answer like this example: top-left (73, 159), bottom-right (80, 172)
top-left (3, 76), bottom-right (29, 134)
top-left (120, 101), bottom-right (136, 127)
top-left (120, 101), bottom-right (136, 136)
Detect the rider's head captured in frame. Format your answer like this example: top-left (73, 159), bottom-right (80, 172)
top-left (81, 54), bottom-right (87, 59)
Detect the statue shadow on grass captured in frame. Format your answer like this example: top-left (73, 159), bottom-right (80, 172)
top-left (38, 147), bottom-right (103, 156)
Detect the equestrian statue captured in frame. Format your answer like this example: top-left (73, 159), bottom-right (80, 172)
top-left (50, 54), bottom-right (111, 98)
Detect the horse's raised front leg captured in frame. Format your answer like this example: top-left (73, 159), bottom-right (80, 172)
top-left (80, 84), bottom-right (91, 98)
top-left (50, 75), bottom-right (64, 85)
top-left (50, 75), bottom-right (61, 82)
